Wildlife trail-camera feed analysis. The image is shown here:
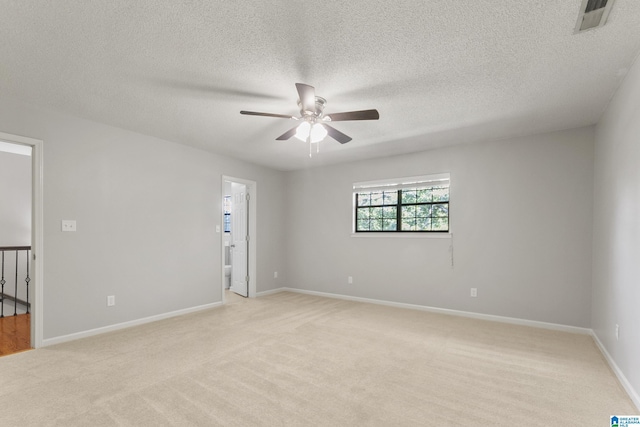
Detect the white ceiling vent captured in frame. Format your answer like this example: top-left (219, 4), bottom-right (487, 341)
top-left (575, 0), bottom-right (616, 33)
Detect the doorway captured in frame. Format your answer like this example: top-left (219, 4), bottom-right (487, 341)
top-left (221, 176), bottom-right (257, 303)
top-left (0, 132), bottom-right (44, 349)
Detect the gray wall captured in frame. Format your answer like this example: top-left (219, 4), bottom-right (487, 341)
top-left (285, 127), bottom-right (594, 327)
top-left (593, 53), bottom-right (640, 403)
top-left (0, 99), bottom-right (286, 339)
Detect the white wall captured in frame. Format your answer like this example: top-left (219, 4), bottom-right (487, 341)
top-left (593, 53), bottom-right (640, 406)
top-left (285, 127), bottom-right (594, 327)
top-left (0, 98), bottom-right (286, 340)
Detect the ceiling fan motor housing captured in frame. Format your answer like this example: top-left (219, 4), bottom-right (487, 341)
top-left (298, 96), bottom-right (326, 119)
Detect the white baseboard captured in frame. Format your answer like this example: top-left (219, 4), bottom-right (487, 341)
top-left (276, 287), bottom-right (591, 334)
top-left (591, 331), bottom-right (640, 411)
top-left (42, 302), bottom-right (222, 347)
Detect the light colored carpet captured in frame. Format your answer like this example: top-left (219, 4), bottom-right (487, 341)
top-left (225, 289), bottom-right (247, 305)
top-left (0, 291), bottom-right (635, 426)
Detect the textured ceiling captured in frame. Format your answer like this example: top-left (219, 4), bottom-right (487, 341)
top-left (2, 1), bottom-right (640, 170)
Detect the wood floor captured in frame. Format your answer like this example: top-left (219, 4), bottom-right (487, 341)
top-left (0, 313), bottom-right (31, 356)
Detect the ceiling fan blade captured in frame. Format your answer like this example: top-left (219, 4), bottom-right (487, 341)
top-left (240, 111), bottom-right (294, 119)
top-left (326, 109), bottom-right (380, 121)
top-left (275, 126), bottom-right (298, 140)
top-left (147, 77), bottom-right (288, 100)
top-left (322, 124), bottom-right (352, 144)
top-left (295, 83), bottom-right (316, 114)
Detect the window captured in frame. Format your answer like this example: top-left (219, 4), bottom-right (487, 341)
top-left (353, 174), bottom-right (450, 233)
top-left (223, 195), bottom-right (231, 233)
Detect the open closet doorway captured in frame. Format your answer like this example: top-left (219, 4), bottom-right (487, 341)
top-left (221, 176), bottom-right (257, 303)
top-left (0, 132), bottom-right (44, 350)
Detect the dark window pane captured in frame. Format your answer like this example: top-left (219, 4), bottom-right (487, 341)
top-left (401, 206), bottom-right (416, 218)
top-left (382, 206), bottom-right (397, 219)
top-left (383, 219), bottom-right (397, 231)
top-left (432, 204), bottom-right (448, 218)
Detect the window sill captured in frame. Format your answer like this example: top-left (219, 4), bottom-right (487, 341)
top-left (350, 232), bottom-right (452, 239)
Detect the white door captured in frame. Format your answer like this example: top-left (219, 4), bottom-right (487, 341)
top-left (230, 182), bottom-right (248, 297)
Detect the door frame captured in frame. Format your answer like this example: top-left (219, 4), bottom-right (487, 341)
top-left (0, 131), bottom-right (44, 348)
top-left (221, 175), bottom-right (257, 303)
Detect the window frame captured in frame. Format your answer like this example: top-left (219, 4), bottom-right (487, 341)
top-left (352, 174), bottom-right (450, 234)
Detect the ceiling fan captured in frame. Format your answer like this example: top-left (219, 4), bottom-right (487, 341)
top-left (240, 83), bottom-right (379, 154)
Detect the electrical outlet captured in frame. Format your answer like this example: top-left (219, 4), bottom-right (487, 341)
top-left (470, 288), bottom-right (478, 297)
top-left (615, 324), bottom-right (619, 341)
top-left (61, 220), bottom-right (77, 232)
top-left (107, 295), bottom-right (115, 307)
top-left (348, 276), bottom-right (353, 284)
top-left (274, 271), bottom-right (278, 279)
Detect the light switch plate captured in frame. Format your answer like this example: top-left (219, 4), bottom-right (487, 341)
top-left (61, 220), bottom-right (77, 232)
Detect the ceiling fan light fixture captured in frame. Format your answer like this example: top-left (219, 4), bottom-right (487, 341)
top-left (294, 121), bottom-right (311, 141)
top-left (310, 123), bottom-right (327, 143)
top-left (294, 121), bottom-right (327, 143)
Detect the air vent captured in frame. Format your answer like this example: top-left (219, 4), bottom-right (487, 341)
top-left (585, 0), bottom-right (608, 13)
top-left (575, 0), bottom-right (616, 33)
